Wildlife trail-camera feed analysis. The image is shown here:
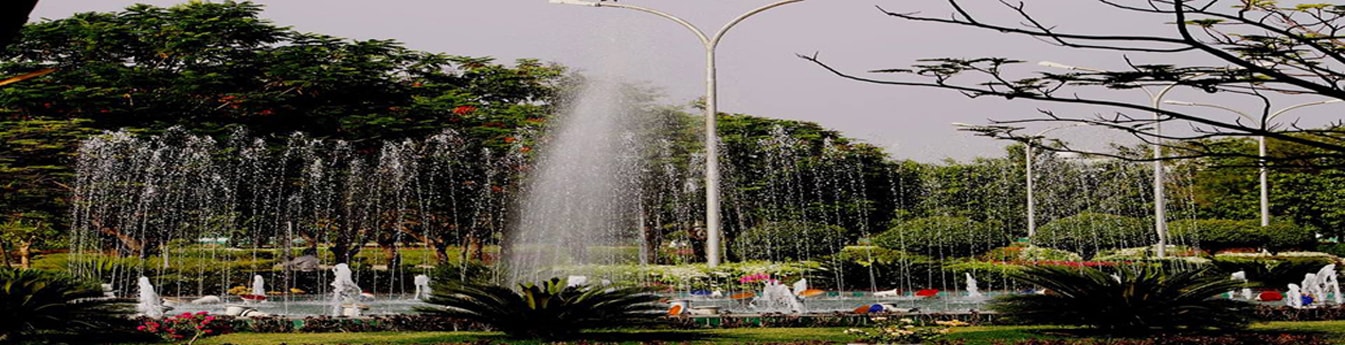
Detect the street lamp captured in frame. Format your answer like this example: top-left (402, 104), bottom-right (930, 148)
top-left (1038, 61), bottom-right (1207, 258)
top-left (550, 0), bottom-right (807, 267)
top-left (953, 122), bottom-right (1087, 240)
top-left (1163, 99), bottom-right (1342, 226)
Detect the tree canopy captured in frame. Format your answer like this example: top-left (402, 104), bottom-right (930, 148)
top-left (803, 0), bottom-right (1345, 164)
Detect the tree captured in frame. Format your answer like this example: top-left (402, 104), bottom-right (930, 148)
top-left (1, 1), bottom-right (566, 260)
top-left (802, 0), bottom-right (1345, 164)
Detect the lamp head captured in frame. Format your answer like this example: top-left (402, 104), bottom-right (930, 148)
top-left (549, 0), bottom-right (599, 6)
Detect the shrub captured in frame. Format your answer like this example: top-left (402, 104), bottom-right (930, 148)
top-left (1170, 219), bottom-right (1315, 253)
top-left (732, 221), bottom-right (846, 261)
top-left (1034, 213), bottom-right (1151, 258)
top-left (990, 265), bottom-right (1254, 334)
top-left (137, 311), bottom-right (232, 343)
top-left (872, 216), bottom-right (1009, 257)
top-left (415, 277), bottom-right (665, 339)
top-left (0, 268), bottom-right (144, 344)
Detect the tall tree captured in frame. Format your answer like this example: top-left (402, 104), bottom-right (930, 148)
top-left (802, 0), bottom-right (1345, 163)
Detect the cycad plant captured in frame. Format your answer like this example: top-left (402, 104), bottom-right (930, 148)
top-left (989, 264), bottom-right (1254, 334)
top-left (415, 277), bottom-right (665, 339)
top-left (0, 268), bottom-right (140, 343)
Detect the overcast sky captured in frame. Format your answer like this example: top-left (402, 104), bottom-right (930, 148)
top-left (29, 0), bottom-right (1345, 162)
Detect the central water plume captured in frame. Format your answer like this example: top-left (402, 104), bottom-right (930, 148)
top-left (506, 79), bottom-right (647, 284)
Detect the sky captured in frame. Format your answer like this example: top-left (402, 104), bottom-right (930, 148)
top-left (27, 0), bottom-right (1345, 162)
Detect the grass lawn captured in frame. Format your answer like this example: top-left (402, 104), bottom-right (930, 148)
top-left (182, 321), bottom-right (1345, 344)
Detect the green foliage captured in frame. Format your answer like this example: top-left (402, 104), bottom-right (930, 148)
top-left (1034, 213), bottom-right (1151, 258)
top-left (0, 268), bottom-right (142, 344)
top-left (831, 246), bottom-right (950, 290)
top-left (990, 265), bottom-right (1255, 334)
top-left (979, 245), bottom-right (1084, 262)
top-left (1209, 254), bottom-right (1338, 289)
top-left (732, 221), bottom-right (845, 261)
top-left (415, 277), bottom-right (664, 339)
top-left (1170, 219), bottom-right (1316, 253)
top-left (873, 216), bottom-right (1009, 257)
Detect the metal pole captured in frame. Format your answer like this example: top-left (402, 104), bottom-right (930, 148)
top-left (705, 46), bottom-right (721, 267)
top-left (1025, 138), bottom-right (1036, 238)
top-left (1258, 135), bottom-right (1269, 226)
top-left (554, 0), bottom-right (806, 267)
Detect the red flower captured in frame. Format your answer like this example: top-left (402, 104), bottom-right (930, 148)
top-left (453, 105), bottom-right (477, 115)
top-left (259, 109), bottom-right (274, 116)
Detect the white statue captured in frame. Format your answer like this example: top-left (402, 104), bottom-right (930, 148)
top-left (330, 263), bottom-right (363, 317)
top-left (965, 273), bottom-right (982, 298)
top-left (1303, 273), bottom-right (1325, 305)
top-left (136, 276), bottom-right (164, 319)
top-left (413, 274), bottom-right (432, 300)
top-left (1316, 264), bottom-right (1341, 305)
top-left (791, 278), bottom-right (808, 296)
top-left (1286, 284), bottom-right (1300, 307)
top-left (1231, 271), bottom-right (1252, 299)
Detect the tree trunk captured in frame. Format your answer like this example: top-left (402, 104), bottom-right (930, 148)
top-left (0, 240), bottom-right (10, 267)
top-left (0, 0), bottom-right (37, 50)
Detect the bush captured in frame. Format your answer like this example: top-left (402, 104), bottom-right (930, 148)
top-left (0, 268), bottom-right (145, 344)
top-left (1170, 219), bottom-right (1315, 253)
top-left (1034, 213), bottom-right (1151, 258)
top-left (990, 265), bottom-right (1254, 334)
top-left (415, 277), bottom-right (665, 339)
top-left (830, 246), bottom-right (950, 290)
top-left (872, 216), bottom-right (1009, 258)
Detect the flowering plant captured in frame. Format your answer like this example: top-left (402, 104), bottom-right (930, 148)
top-left (738, 272), bottom-right (770, 284)
top-left (137, 311), bottom-right (231, 344)
top-left (844, 317), bottom-right (966, 344)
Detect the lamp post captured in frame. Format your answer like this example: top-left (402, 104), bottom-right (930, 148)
top-left (954, 123), bottom-right (1087, 240)
top-left (1163, 99), bottom-right (1342, 226)
top-left (1038, 61), bottom-right (1206, 258)
top-left (550, 0), bottom-right (807, 267)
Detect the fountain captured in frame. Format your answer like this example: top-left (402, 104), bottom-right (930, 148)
top-left (331, 263), bottom-right (365, 317)
top-left (965, 273), bottom-right (982, 298)
top-left (137, 276), bottom-right (164, 319)
top-left (754, 280), bottom-right (803, 313)
top-left (244, 275), bottom-right (267, 303)
top-left (413, 274), bottom-right (431, 300)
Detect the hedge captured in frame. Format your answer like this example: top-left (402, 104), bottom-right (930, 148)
top-left (872, 216), bottom-right (1009, 258)
top-left (1033, 213), bottom-right (1151, 259)
top-left (1169, 219), bottom-right (1316, 253)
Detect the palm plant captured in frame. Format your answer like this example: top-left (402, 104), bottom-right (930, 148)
top-left (990, 264), bottom-right (1254, 334)
top-left (415, 277), bottom-right (665, 339)
top-left (0, 268), bottom-right (140, 343)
